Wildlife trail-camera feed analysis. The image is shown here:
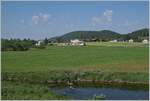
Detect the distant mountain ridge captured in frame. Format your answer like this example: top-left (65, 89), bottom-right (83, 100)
top-left (49, 28), bottom-right (149, 42)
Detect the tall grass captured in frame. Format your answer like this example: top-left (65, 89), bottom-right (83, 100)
top-left (2, 71), bottom-right (149, 83)
top-left (2, 81), bottom-right (67, 100)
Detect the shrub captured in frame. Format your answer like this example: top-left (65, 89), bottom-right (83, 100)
top-left (34, 44), bottom-right (46, 49)
top-left (1, 38), bottom-right (35, 51)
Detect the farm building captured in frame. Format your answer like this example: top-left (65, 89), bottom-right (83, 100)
top-left (142, 39), bottom-right (148, 44)
top-left (35, 40), bottom-right (43, 46)
top-left (128, 39), bottom-right (133, 43)
top-left (70, 39), bottom-right (85, 46)
top-left (109, 39), bottom-right (117, 42)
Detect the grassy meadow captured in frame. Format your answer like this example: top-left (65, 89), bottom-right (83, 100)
top-left (2, 42), bottom-right (149, 72)
top-left (1, 42), bottom-right (149, 99)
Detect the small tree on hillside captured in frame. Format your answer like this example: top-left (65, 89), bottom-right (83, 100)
top-left (44, 38), bottom-right (49, 45)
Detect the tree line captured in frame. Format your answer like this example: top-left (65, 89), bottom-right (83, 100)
top-left (1, 38), bottom-right (51, 51)
top-left (1, 39), bottom-right (36, 51)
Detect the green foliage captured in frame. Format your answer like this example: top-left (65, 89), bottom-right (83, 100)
top-left (56, 37), bottom-right (65, 43)
top-left (128, 28), bottom-right (149, 42)
top-left (44, 38), bottom-right (49, 45)
top-left (1, 38), bottom-right (36, 51)
top-left (119, 28), bottom-right (149, 42)
top-left (34, 43), bottom-right (46, 49)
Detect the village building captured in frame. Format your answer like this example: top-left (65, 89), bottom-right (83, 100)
top-left (142, 39), bottom-right (148, 44)
top-left (70, 39), bottom-right (85, 46)
top-left (109, 39), bottom-right (117, 42)
top-left (128, 39), bottom-right (133, 43)
top-left (117, 38), bottom-right (126, 42)
top-left (35, 40), bottom-right (43, 46)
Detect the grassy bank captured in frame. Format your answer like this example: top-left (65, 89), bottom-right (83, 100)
top-left (2, 70), bottom-right (148, 100)
top-left (2, 81), bottom-right (67, 100)
top-left (2, 71), bottom-right (149, 84)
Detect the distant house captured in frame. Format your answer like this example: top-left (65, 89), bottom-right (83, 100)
top-left (142, 39), bottom-right (148, 44)
top-left (128, 39), bottom-right (133, 43)
top-left (117, 38), bottom-right (126, 42)
top-left (35, 40), bottom-right (43, 46)
top-left (70, 39), bottom-right (85, 46)
top-left (109, 39), bottom-right (117, 42)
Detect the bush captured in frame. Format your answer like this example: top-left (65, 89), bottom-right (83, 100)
top-left (34, 44), bottom-right (46, 49)
top-left (1, 38), bottom-right (35, 51)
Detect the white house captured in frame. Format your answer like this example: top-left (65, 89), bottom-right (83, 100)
top-left (142, 39), bottom-right (148, 44)
top-left (109, 39), bottom-right (117, 42)
top-left (35, 40), bottom-right (43, 46)
top-left (70, 39), bottom-right (84, 46)
top-left (128, 39), bottom-right (133, 43)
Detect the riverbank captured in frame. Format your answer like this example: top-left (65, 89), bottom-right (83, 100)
top-left (2, 71), bottom-right (149, 84)
top-left (2, 70), bottom-right (149, 99)
top-left (2, 81), bottom-right (68, 100)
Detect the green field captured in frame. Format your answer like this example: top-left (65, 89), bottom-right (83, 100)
top-left (2, 42), bottom-right (149, 72)
top-left (2, 42), bottom-right (149, 99)
top-left (86, 42), bottom-right (148, 47)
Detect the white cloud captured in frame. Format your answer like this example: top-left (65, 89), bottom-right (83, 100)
top-left (32, 15), bottom-right (40, 24)
top-left (32, 13), bottom-right (51, 25)
top-left (91, 10), bottom-right (113, 26)
top-left (103, 10), bottom-right (113, 22)
top-left (39, 13), bottom-right (50, 22)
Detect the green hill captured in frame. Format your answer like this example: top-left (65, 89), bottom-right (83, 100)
top-left (61, 30), bottom-right (121, 41)
top-left (49, 28), bottom-right (149, 42)
top-left (127, 28), bottom-right (149, 41)
top-left (50, 30), bottom-right (121, 42)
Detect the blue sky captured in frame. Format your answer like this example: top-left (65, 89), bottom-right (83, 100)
top-left (1, 1), bottom-right (149, 40)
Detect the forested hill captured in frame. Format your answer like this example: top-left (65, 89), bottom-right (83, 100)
top-left (127, 28), bottom-right (149, 41)
top-left (60, 30), bottom-right (121, 41)
top-left (129, 28), bottom-right (149, 37)
top-left (49, 28), bottom-right (149, 42)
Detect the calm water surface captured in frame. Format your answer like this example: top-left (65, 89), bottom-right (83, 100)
top-left (50, 85), bottom-right (149, 100)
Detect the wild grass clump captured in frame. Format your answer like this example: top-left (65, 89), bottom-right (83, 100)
top-left (92, 94), bottom-right (106, 100)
